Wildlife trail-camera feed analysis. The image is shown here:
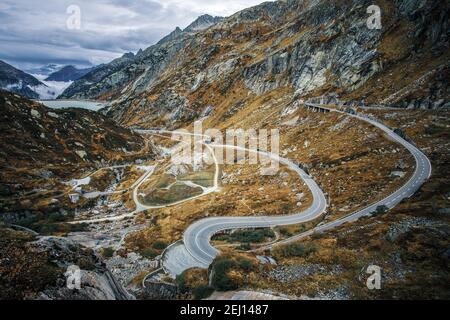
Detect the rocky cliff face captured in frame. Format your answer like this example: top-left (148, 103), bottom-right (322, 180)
top-left (45, 65), bottom-right (93, 82)
top-left (62, 0), bottom-right (449, 129)
top-left (58, 53), bottom-right (138, 100)
top-left (0, 227), bottom-right (132, 300)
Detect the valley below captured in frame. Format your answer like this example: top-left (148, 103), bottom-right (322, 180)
top-left (1, 91), bottom-right (448, 300)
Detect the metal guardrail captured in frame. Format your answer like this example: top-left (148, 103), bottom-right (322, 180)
top-left (141, 268), bottom-right (164, 289)
top-left (141, 239), bottom-right (184, 287)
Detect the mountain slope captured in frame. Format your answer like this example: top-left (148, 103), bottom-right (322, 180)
top-left (0, 60), bottom-right (47, 99)
top-left (61, 0), bottom-right (449, 129)
top-left (0, 90), bottom-right (144, 166)
top-left (59, 14), bottom-right (225, 101)
top-left (58, 52), bottom-right (140, 100)
top-left (0, 90), bottom-right (149, 216)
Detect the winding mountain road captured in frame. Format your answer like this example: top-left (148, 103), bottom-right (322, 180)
top-left (171, 103), bottom-right (432, 271)
top-left (182, 145), bottom-right (328, 267)
top-left (70, 132), bottom-right (220, 225)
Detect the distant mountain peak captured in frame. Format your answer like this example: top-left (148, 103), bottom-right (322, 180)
top-left (61, 65), bottom-right (77, 71)
top-left (184, 14), bottom-right (223, 32)
top-left (45, 65), bottom-right (93, 82)
top-left (156, 15), bottom-right (223, 45)
top-left (122, 52), bottom-right (135, 59)
top-left (156, 26), bottom-right (184, 45)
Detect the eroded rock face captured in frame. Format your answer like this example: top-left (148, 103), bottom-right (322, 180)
top-left (58, 53), bottom-right (138, 100)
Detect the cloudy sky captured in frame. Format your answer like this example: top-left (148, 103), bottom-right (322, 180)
top-left (0, 0), bottom-right (268, 71)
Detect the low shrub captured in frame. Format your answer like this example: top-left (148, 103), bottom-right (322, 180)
top-left (210, 257), bottom-right (239, 291)
top-left (273, 242), bottom-right (318, 258)
top-left (236, 257), bottom-right (254, 271)
top-left (152, 240), bottom-right (168, 251)
top-left (141, 248), bottom-right (159, 259)
top-left (210, 255), bottom-right (257, 291)
top-left (371, 205), bottom-right (389, 216)
top-left (192, 285), bottom-right (214, 300)
top-left (213, 229), bottom-right (275, 244)
top-left (175, 271), bottom-right (187, 292)
top-left (237, 243), bottom-right (251, 251)
top-left (101, 247), bottom-right (115, 258)
top-left (176, 269), bottom-right (213, 299)
top-left (279, 227), bottom-right (293, 237)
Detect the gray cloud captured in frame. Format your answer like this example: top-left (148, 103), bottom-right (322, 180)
top-left (0, 0), bottom-right (267, 71)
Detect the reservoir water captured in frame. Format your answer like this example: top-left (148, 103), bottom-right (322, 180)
top-left (39, 100), bottom-right (106, 112)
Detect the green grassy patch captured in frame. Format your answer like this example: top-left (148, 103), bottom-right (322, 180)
top-left (141, 182), bottom-right (203, 206)
top-left (178, 170), bottom-right (215, 188)
top-left (213, 228), bottom-right (275, 244)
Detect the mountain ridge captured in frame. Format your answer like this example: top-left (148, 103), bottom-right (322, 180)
top-left (45, 65), bottom-right (93, 82)
top-left (60, 0), bottom-right (449, 130)
top-left (0, 60), bottom-right (46, 99)
top-left (58, 14), bottom-right (226, 101)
